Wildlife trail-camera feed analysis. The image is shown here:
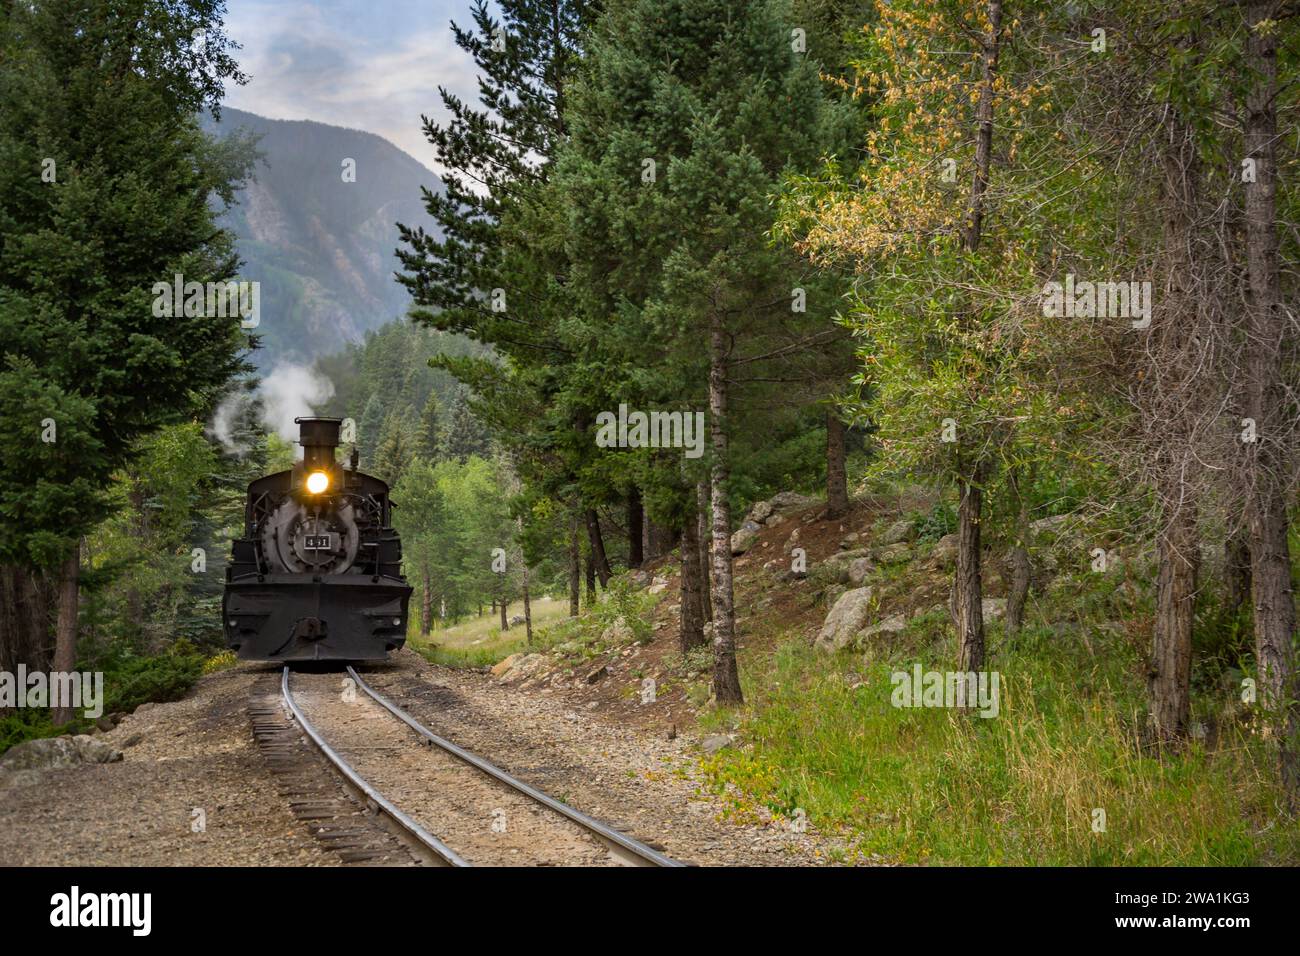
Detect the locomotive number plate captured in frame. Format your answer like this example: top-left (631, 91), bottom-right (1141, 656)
top-left (304, 534), bottom-right (334, 550)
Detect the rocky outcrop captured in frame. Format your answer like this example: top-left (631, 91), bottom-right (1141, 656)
top-left (730, 520), bottom-right (763, 555)
top-left (881, 519), bottom-right (917, 546)
top-left (0, 735), bottom-right (122, 772)
top-left (927, 533), bottom-right (959, 569)
top-left (815, 586), bottom-right (875, 652)
top-left (856, 613), bottom-right (908, 648)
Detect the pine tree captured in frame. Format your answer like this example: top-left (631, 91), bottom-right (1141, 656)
top-left (554, 0), bottom-right (850, 704)
top-left (0, 0), bottom-right (251, 699)
top-left (416, 391), bottom-right (441, 462)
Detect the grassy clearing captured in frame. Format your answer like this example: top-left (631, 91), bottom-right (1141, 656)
top-left (408, 595), bottom-right (570, 667)
top-left (410, 577), bottom-right (660, 670)
top-left (697, 577), bottom-right (1300, 866)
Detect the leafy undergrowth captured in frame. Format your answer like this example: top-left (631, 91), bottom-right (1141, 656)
top-left (1, 640), bottom-right (227, 756)
top-left (696, 611), bottom-right (1300, 865)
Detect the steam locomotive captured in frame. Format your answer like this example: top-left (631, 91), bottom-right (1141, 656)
top-left (222, 417), bottom-right (412, 661)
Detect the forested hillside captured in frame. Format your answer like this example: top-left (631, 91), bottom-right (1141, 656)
top-left (201, 107), bottom-right (445, 367)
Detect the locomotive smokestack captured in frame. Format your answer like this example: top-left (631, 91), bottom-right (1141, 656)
top-left (296, 416), bottom-right (341, 470)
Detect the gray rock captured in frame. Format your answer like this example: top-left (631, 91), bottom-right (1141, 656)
top-left (0, 734), bottom-right (122, 772)
top-left (769, 491), bottom-right (818, 515)
top-left (982, 598), bottom-right (1007, 621)
top-left (601, 617), bottom-right (633, 643)
top-left (746, 500), bottom-right (775, 525)
top-left (928, 533), bottom-right (959, 568)
top-left (730, 520), bottom-right (763, 555)
top-left (627, 569), bottom-right (653, 589)
top-left (873, 542), bottom-right (912, 564)
top-left (882, 519), bottom-right (916, 545)
top-left (838, 532), bottom-right (860, 550)
top-left (856, 612), bottom-right (908, 647)
top-left (783, 528), bottom-right (801, 554)
top-left (701, 734), bottom-right (734, 755)
top-left (508, 614), bottom-right (526, 626)
top-left (848, 557), bottom-right (873, 585)
top-left (815, 586), bottom-right (876, 653)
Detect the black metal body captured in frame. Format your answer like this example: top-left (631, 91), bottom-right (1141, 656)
top-left (222, 417), bottom-right (412, 661)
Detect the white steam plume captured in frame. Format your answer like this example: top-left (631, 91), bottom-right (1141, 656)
top-left (207, 362), bottom-right (336, 456)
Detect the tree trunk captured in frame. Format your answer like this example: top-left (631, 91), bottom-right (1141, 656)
top-left (421, 564), bottom-right (433, 636)
top-left (696, 480), bottom-right (713, 623)
top-left (0, 564), bottom-right (52, 677)
top-left (568, 513), bottom-right (580, 617)
top-left (499, 594), bottom-right (508, 631)
top-left (645, 519), bottom-right (673, 563)
top-left (954, 469), bottom-right (986, 682)
top-left (826, 409), bottom-right (849, 518)
top-left (1005, 467), bottom-right (1031, 637)
top-left (709, 312), bottom-right (743, 705)
top-left (584, 554), bottom-right (597, 607)
top-left (51, 545), bottom-right (80, 727)
top-left (1225, 529), bottom-right (1252, 617)
top-left (948, 0), bottom-right (1001, 686)
top-left (1242, 0), bottom-right (1298, 807)
top-left (680, 516), bottom-right (706, 652)
top-left (522, 566), bottom-right (533, 646)
top-left (627, 488), bottom-right (644, 569)
top-left (585, 509), bottom-right (612, 586)
top-left (1149, 494), bottom-right (1198, 742)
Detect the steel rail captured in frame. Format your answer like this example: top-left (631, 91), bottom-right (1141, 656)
top-left (281, 666), bottom-right (468, 867)
top-left (346, 665), bottom-right (683, 868)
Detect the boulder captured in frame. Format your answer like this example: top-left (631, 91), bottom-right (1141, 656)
top-left (701, 734), bottom-right (735, 755)
top-left (872, 542), bottom-right (912, 564)
top-left (848, 557), bottom-right (873, 586)
top-left (499, 653), bottom-right (549, 683)
top-left (627, 569), bottom-right (653, 590)
top-left (490, 653), bottom-right (523, 677)
top-left (815, 586), bottom-right (876, 653)
top-left (982, 598), bottom-right (1007, 622)
top-left (783, 528), bottom-right (801, 554)
top-left (881, 519), bottom-right (916, 546)
top-left (0, 734), bottom-right (122, 772)
top-left (730, 520), bottom-right (762, 555)
top-left (838, 532), bottom-right (860, 550)
top-left (928, 533), bottom-right (959, 569)
top-left (769, 491), bottom-right (818, 515)
top-left (601, 617), bottom-right (634, 643)
top-left (508, 614), bottom-right (526, 626)
top-left (647, 576), bottom-right (670, 594)
top-left (746, 500), bottom-right (775, 525)
top-left (856, 612), bottom-right (908, 648)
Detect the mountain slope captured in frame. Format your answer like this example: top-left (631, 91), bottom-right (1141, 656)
top-left (202, 107), bottom-right (443, 369)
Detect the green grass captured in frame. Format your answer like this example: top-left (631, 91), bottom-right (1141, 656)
top-left (409, 595), bottom-right (570, 667)
top-left (697, 607), bottom-right (1300, 866)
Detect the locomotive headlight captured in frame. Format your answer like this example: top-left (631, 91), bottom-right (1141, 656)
top-left (305, 470), bottom-right (330, 495)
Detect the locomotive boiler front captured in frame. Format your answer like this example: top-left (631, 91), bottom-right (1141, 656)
top-left (221, 416), bottom-right (413, 662)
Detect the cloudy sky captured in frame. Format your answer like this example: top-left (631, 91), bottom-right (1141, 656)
top-left (221, 0), bottom-right (484, 174)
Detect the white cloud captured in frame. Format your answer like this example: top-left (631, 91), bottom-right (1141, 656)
top-left (221, 0), bottom-right (482, 173)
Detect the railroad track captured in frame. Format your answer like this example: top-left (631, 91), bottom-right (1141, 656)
top-left (280, 665), bottom-right (682, 867)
